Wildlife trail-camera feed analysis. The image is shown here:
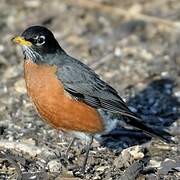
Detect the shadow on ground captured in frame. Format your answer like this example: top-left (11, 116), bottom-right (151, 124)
top-left (100, 78), bottom-right (180, 150)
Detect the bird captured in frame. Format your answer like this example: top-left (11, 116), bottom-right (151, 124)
top-left (12, 25), bottom-right (173, 173)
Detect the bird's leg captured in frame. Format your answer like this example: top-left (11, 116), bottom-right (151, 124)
top-left (81, 136), bottom-right (94, 174)
top-left (61, 137), bottom-right (76, 167)
top-left (65, 137), bottom-right (76, 157)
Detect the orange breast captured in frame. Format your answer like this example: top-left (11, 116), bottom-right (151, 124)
top-left (24, 60), bottom-right (104, 133)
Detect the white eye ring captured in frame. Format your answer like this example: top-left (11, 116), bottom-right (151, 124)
top-left (36, 35), bottom-right (45, 46)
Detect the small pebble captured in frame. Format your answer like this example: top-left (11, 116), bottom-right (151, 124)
top-left (47, 159), bottom-right (62, 173)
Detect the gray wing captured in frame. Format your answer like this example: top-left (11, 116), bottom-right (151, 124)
top-left (57, 58), bottom-right (135, 117)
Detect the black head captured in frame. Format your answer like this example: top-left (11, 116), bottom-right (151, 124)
top-left (12, 26), bottom-right (65, 63)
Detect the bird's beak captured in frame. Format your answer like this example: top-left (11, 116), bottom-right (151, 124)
top-left (11, 36), bottom-right (32, 46)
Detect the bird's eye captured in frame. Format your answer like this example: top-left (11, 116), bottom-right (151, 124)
top-left (35, 35), bottom-right (45, 46)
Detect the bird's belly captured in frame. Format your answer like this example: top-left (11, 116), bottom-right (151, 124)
top-left (24, 60), bottom-right (104, 133)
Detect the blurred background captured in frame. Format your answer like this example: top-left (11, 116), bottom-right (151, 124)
top-left (0, 0), bottom-right (180, 179)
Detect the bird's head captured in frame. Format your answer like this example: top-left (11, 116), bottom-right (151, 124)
top-left (12, 26), bottom-right (64, 63)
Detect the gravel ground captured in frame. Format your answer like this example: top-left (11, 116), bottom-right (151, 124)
top-left (0, 0), bottom-right (180, 179)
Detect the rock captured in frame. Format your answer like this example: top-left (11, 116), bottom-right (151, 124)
top-left (174, 90), bottom-right (180, 97)
top-left (147, 174), bottom-right (158, 180)
top-left (3, 66), bottom-right (21, 79)
top-left (158, 158), bottom-right (178, 175)
top-left (24, 0), bottom-right (41, 8)
top-left (149, 160), bottom-right (161, 168)
top-left (114, 145), bottom-right (144, 169)
top-left (96, 166), bottom-right (109, 172)
top-left (20, 138), bottom-right (36, 146)
top-left (47, 159), bottom-right (62, 173)
top-left (129, 146), bottom-right (144, 160)
top-left (114, 47), bottom-right (122, 57)
top-left (14, 78), bottom-right (26, 94)
top-left (114, 149), bottom-right (131, 169)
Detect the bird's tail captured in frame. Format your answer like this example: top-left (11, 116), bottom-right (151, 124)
top-left (119, 112), bottom-right (174, 144)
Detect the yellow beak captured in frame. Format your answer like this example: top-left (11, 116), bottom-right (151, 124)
top-left (12, 36), bottom-right (32, 46)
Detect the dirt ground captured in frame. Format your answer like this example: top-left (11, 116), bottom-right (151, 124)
top-left (0, 0), bottom-right (180, 179)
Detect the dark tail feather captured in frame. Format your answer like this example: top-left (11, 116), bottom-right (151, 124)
top-left (120, 113), bottom-right (174, 144)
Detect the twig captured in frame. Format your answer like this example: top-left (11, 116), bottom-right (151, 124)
top-left (64, 0), bottom-right (180, 29)
top-left (21, 171), bottom-right (48, 180)
top-left (0, 140), bottom-right (55, 159)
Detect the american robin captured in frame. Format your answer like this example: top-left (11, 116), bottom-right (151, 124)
top-left (12, 26), bottom-right (173, 173)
